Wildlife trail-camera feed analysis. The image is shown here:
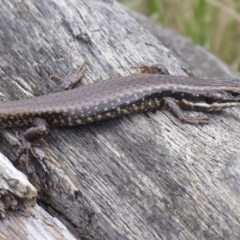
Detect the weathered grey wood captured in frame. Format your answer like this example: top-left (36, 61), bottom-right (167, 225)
top-left (1, 0), bottom-right (240, 239)
top-left (0, 152), bottom-right (37, 218)
top-left (0, 204), bottom-right (77, 240)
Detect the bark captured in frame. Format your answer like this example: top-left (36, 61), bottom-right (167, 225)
top-left (0, 0), bottom-right (240, 239)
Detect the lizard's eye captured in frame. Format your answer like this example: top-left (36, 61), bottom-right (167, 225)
top-left (205, 93), bottom-right (214, 104)
top-left (229, 91), bottom-right (240, 97)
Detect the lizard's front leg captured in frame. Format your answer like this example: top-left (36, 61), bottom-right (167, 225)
top-left (164, 97), bottom-right (209, 125)
top-left (132, 64), bottom-right (170, 75)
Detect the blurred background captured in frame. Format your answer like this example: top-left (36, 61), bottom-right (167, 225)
top-left (118, 0), bottom-right (240, 71)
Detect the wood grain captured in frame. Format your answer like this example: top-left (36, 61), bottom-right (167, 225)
top-left (0, 0), bottom-right (240, 239)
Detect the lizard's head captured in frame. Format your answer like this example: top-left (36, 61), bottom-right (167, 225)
top-left (204, 90), bottom-right (240, 111)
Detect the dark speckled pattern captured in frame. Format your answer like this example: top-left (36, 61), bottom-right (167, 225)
top-left (1, 74), bottom-right (240, 127)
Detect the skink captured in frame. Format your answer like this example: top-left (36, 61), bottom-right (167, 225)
top-left (1, 63), bottom-right (240, 165)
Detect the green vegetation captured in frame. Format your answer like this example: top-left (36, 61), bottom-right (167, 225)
top-left (118, 0), bottom-right (240, 71)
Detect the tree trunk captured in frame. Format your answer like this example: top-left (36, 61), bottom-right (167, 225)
top-left (0, 0), bottom-right (240, 239)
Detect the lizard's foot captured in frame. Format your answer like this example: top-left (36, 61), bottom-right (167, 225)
top-left (50, 56), bottom-right (87, 92)
top-left (132, 64), bottom-right (169, 75)
top-left (14, 131), bottom-right (40, 173)
top-left (13, 118), bottom-right (49, 173)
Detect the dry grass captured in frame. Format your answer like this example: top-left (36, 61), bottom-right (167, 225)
top-left (119, 0), bottom-right (240, 71)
